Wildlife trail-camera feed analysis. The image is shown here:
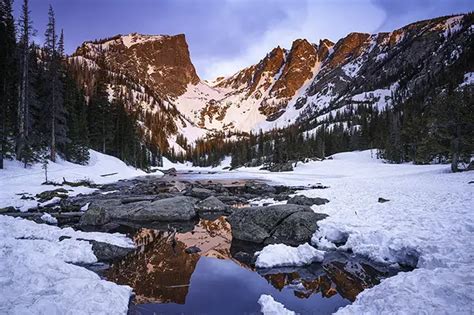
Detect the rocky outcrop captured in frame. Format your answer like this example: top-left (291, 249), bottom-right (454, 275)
top-left (195, 196), bottom-right (230, 214)
top-left (79, 196), bottom-right (198, 226)
top-left (287, 195), bottom-right (329, 206)
top-left (228, 204), bottom-right (328, 246)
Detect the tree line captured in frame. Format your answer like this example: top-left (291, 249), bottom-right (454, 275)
top-left (0, 0), bottom-right (159, 170)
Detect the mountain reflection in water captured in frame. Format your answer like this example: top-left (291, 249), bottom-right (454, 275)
top-left (105, 217), bottom-right (398, 314)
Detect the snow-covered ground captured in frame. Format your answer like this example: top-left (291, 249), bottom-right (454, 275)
top-left (255, 243), bottom-right (324, 268)
top-left (0, 150), bottom-right (149, 314)
top-left (0, 150), bottom-right (149, 212)
top-left (233, 150), bottom-right (474, 314)
top-left (162, 150), bottom-right (474, 313)
top-left (0, 215), bottom-right (135, 314)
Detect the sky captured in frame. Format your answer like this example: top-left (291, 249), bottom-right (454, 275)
top-left (14, 0), bottom-right (474, 80)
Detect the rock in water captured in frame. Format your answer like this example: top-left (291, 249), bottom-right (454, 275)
top-left (88, 240), bottom-right (134, 262)
top-left (228, 204), bottom-right (328, 246)
top-left (79, 196), bottom-right (198, 226)
top-left (287, 195), bottom-right (329, 206)
top-left (186, 187), bottom-right (214, 200)
top-left (195, 196), bottom-right (230, 214)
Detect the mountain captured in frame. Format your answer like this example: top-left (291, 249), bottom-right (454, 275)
top-left (69, 14), bottom-right (474, 156)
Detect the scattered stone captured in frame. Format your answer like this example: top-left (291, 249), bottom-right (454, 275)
top-left (195, 196), bottom-right (230, 214)
top-left (36, 188), bottom-right (69, 203)
top-left (378, 197), bottom-right (390, 203)
top-left (162, 168), bottom-right (177, 176)
top-left (228, 204), bottom-right (328, 246)
top-left (186, 187), bottom-right (214, 200)
top-left (287, 195), bottom-right (329, 206)
top-left (244, 183), bottom-right (276, 195)
top-left (268, 162), bottom-right (294, 172)
top-left (185, 246), bottom-right (201, 254)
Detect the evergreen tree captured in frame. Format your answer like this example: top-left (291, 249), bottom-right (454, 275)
top-left (0, 0), bottom-right (17, 169)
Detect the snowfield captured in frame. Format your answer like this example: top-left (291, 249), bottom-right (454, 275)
top-left (172, 150), bottom-right (474, 313)
top-left (0, 215), bottom-right (135, 315)
top-left (0, 150), bottom-right (148, 212)
top-left (232, 150), bottom-right (474, 314)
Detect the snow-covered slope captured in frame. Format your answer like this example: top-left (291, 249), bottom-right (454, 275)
top-left (0, 150), bottom-right (148, 212)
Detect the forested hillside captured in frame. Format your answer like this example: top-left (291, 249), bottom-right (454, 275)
top-left (0, 0), bottom-right (160, 170)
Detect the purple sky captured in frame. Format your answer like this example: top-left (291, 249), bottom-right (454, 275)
top-left (16, 0), bottom-right (474, 79)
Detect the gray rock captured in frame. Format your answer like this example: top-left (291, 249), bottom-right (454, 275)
top-left (268, 162), bottom-right (294, 172)
top-left (228, 204), bottom-right (328, 246)
top-left (378, 197), bottom-right (390, 203)
top-left (195, 196), bottom-right (230, 213)
top-left (187, 187), bottom-right (214, 200)
top-left (36, 188), bottom-right (69, 203)
top-left (79, 196), bottom-right (198, 226)
top-left (244, 183), bottom-right (276, 195)
top-left (89, 240), bottom-right (134, 262)
top-left (287, 195), bottom-right (329, 206)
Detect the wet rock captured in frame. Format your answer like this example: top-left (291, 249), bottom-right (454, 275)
top-left (185, 246), bottom-right (201, 254)
top-left (274, 192), bottom-right (292, 201)
top-left (217, 195), bottom-right (248, 206)
top-left (287, 195), bottom-right (330, 206)
top-left (79, 196), bottom-right (198, 226)
top-left (244, 183), bottom-right (276, 195)
top-left (228, 204), bottom-right (328, 246)
top-left (88, 240), bottom-right (134, 262)
top-left (186, 187), bottom-right (214, 200)
top-left (195, 196), bottom-right (230, 214)
top-left (36, 188), bottom-right (69, 203)
top-left (378, 197), bottom-right (390, 203)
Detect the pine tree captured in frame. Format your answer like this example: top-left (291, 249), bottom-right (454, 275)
top-left (0, 0), bottom-right (17, 169)
top-left (43, 5), bottom-right (66, 162)
top-left (17, 0), bottom-right (35, 166)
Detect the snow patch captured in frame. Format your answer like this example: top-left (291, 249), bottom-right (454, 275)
top-left (258, 295), bottom-right (296, 315)
top-left (255, 243), bottom-right (325, 268)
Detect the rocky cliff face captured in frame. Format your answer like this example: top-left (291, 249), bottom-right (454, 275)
top-left (74, 33), bottom-right (199, 99)
top-left (70, 13), bottom-right (473, 153)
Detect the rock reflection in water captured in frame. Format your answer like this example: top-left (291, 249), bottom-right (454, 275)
top-left (106, 217), bottom-right (236, 305)
top-left (106, 217), bottom-right (399, 314)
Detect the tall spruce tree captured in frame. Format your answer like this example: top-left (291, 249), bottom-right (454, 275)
top-left (17, 0), bottom-right (34, 166)
top-left (43, 5), bottom-right (66, 162)
top-left (0, 0), bottom-right (17, 169)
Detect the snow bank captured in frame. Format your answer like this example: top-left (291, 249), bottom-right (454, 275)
top-left (230, 150), bottom-right (473, 313)
top-left (335, 267), bottom-right (473, 315)
top-left (255, 243), bottom-right (324, 268)
top-left (0, 150), bottom-right (149, 212)
top-left (0, 215), bottom-right (134, 314)
top-left (258, 295), bottom-right (296, 315)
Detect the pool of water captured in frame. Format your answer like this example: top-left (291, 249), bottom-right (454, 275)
top-left (104, 217), bottom-right (399, 315)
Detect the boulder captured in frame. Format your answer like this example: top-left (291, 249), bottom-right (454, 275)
top-left (186, 187), bottom-right (214, 200)
top-left (228, 204), bottom-right (328, 246)
top-left (244, 183), bottom-right (276, 195)
top-left (268, 162), bottom-right (294, 172)
top-left (79, 196), bottom-right (198, 226)
top-left (287, 195), bottom-right (329, 206)
top-left (36, 188), bottom-right (69, 203)
top-left (195, 196), bottom-right (230, 214)
top-left (89, 240), bottom-right (134, 262)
